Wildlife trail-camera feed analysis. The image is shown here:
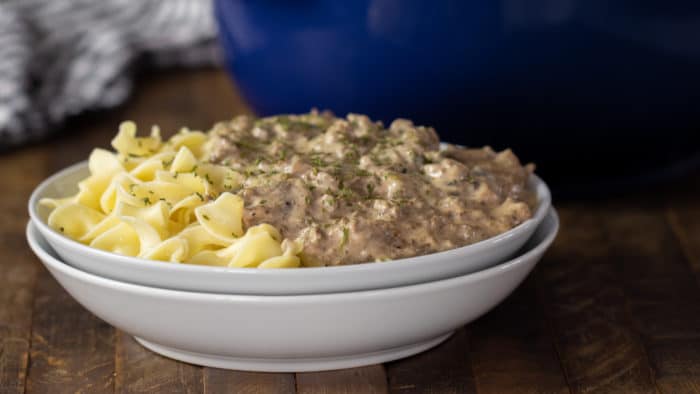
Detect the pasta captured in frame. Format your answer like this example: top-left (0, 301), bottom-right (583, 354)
top-left (40, 121), bottom-right (302, 269)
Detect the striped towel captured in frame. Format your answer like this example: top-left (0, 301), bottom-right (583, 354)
top-left (0, 0), bottom-right (219, 151)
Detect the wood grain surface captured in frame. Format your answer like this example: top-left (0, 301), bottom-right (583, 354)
top-left (1, 69), bottom-right (699, 393)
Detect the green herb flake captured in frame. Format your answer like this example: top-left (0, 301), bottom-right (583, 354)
top-left (142, 197), bottom-right (151, 206)
top-left (235, 139), bottom-right (258, 150)
top-left (278, 149), bottom-right (287, 161)
top-left (260, 199), bottom-right (267, 205)
top-left (340, 227), bottom-right (349, 248)
top-left (195, 192), bottom-right (204, 201)
top-left (366, 183), bottom-right (375, 199)
top-left (204, 173), bottom-right (213, 185)
top-left (59, 227), bottom-right (65, 233)
top-left (310, 156), bottom-right (326, 167)
top-left (202, 214), bottom-right (210, 221)
top-left (355, 169), bottom-right (371, 177)
top-left (338, 187), bottom-right (353, 199)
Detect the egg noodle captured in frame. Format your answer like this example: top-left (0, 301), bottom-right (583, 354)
top-left (40, 122), bottom-right (302, 268)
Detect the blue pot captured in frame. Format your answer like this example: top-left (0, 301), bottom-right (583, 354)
top-left (214, 1), bottom-right (494, 126)
top-left (215, 0), bottom-right (700, 194)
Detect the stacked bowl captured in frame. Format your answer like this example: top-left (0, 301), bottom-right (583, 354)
top-left (27, 161), bottom-right (558, 372)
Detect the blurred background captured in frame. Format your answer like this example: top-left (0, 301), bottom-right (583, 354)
top-left (1, 0), bottom-right (697, 197)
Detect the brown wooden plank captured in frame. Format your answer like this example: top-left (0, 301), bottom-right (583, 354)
top-left (0, 148), bottom-right (46, 394)
top-left (25, 268), bottom-right (115, 393)
top-left (187, 71), bottom-right (254, 125)
top-left (603, 203), bottom-right (700, 394)
top-left (385, 328), bottom-right (477, 394)
top-left (538, 206), bottom-right (658, 393)
top-left (469, 274), bottom-right (569, 394)
top-left (664, 174), bottom-right (700, 394)
top-left (667, 206), bottom-right (700, 278)
top-left (0, 233), bottom-right (36, 394)
top-left (203, 368), bottom-right (296, 394)
top-left (296, 365), bottom-right (387, 394)
top-left (115, 331), bottom-right (203, 394)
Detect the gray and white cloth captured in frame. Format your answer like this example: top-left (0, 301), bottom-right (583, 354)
top-left (0, 0), bottom-right (219, 151)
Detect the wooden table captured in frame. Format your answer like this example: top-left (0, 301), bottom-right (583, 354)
top-left (2, 69), bottom-right (700, 394)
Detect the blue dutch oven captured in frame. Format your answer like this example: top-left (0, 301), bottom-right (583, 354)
top-left (215, 0), bottom-right (699, 196)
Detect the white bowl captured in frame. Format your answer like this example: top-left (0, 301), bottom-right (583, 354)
top-left (25, 208), bottom-right (558, 372)
top-left (29, 161), bottom-right (551, 295)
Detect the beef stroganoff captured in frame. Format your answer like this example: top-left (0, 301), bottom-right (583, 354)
top-left (41, 111), bottom-right (536, 268)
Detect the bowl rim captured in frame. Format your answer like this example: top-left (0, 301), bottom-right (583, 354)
top-left (25, 208), bottom-right (558, 301)
top-left (28, 160), bottom-right (552, 276)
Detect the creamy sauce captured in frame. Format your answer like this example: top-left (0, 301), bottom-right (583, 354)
top-left (204, 111), bottom-right (535, 266)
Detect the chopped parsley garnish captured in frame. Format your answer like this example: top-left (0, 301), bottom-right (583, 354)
top-left (276, 116), bottom-right (291, 128)
top-left (338, 187), bottom-right (353, 199)
top-left (202, 214), bottom-right (210, 221)
top-left (234, 139), bottom-right (258, 150)
top-left (310, 156), bottom-right (326, 167)
top-left (366, 183), bottom-right (375, 199)
top-left (142, 197), bottom-right (151, 206)
top-left (195, 192), bottom-right (204, 201)
top-left (355, 169), bottom-right (371, 177)
top-left (340, 227), bottom-right (349, 248)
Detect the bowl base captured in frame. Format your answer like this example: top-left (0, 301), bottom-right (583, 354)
top-left (134, 332), bottom-right (454, 372)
